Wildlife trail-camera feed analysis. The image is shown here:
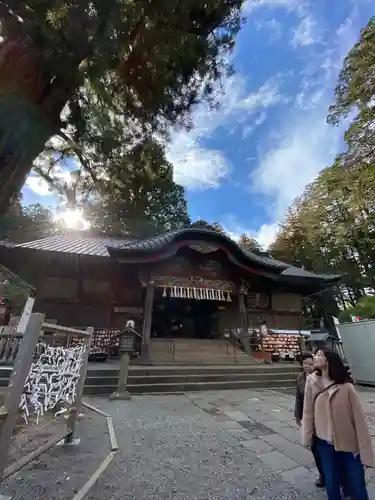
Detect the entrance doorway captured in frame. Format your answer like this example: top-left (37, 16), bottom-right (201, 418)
top-left (151, 288), bottom-right (220, 339)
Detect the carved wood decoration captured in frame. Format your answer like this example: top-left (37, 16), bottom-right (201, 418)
top-left (148, 255), bottom-right (235, 299)
top-left (187, 244), bottom-right (219, 254)
top-left (160, 284), bottom-right (232, 302)
top-left (151, 256), bottom-right (229, 281)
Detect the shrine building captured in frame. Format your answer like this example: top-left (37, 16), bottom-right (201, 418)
top-left (0, 229), bottom-right (340, 363)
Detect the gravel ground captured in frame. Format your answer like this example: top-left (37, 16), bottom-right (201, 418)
top-left (83, 394), bottom-right (322, 500)
top-left (2, 409), bottom-right (110, 500)
top-left (7, 414), bottom-right (66, 467)
top-left (3, 388), bottom-right (375, 500)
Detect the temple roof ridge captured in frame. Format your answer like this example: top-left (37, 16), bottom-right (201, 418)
top-left (0, 230), bottom-right (341, 286)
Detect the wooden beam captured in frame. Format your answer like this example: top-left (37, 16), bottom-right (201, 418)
top-left (238, 283), bottom-right (251, 355)
top-left (141, 278), bottom-right (155, 359)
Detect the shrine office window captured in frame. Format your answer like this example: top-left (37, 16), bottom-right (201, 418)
top-left (246, 292), bottom-right (270, 309)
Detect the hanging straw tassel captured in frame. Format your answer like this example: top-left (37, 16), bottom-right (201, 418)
top-left (171, 287), bottom-right (175, 298)
top-left (227, 291), bottom-right (232, 302)
top-left (162, 286), bottom-right (167, 297)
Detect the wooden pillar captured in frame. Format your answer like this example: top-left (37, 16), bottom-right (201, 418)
top-left (238, 285), bottom-right (251, 355)
top-left (141, 280), bottom-right (155, 359)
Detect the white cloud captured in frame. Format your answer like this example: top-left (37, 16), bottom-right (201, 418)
top-left (169, 76), bottom-right (286, 189)
top-left (255, 222), bottom-right (280, 247)
top-left (170, 135), bottom-right (229, 189)
top-left (220, 215), bottom-right (280, 249)
top-left (244, 0), bottom-right (308, 16)
top-left (246, 0), bottom-right (322, 49)
top-left (25, 175), bottom-right (52, 197)
top-left (242, 112), bottom-right (268, 139)
top-left (255, 18), bottom-right (283, 43)
top-left (251, 8), bottom-right (362, 222)
top-left (291, 14), bottom-right (322, 48)
top-left (252, 109), bottom-right (341, 216)
top-left (25, 163), bottom-right (73, 197)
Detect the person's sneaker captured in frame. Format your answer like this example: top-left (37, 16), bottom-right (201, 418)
top-left (315, 477), bottom-right (325, 488)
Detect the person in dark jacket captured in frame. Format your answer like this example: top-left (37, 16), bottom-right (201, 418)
top-left (295, 352), bottom-right (325, 488)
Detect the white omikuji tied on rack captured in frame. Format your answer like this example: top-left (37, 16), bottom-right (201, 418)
top-left (19, 342), bottom-right (87, 423)
top-left (162, 286), bottom-right (231, 302)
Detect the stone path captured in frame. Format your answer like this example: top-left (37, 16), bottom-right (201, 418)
top-left (3, 387), bottom-right (375, 499)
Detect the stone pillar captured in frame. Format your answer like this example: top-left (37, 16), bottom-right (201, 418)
top-left (110, 351), bottom-right (131, 400)
top-left (141, 280), bottom-right (155, 359)
top-left (238, 285), bottom-right (251, 355)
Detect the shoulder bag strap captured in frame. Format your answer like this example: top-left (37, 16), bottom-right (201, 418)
top-left (313, 382), bottom-right (336, 405)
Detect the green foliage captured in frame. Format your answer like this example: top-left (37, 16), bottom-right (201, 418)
top-left (7, 0), bottom-right (244, 130)
top-left (0, 198), bottom-right (57, 242)
top-left (188, 220), bottom-right (264, 253)
top-left (0, 0), bottom-right (246, 212)
top-left (189, 220), bottom-right (227, 233)
top-left (238, 234), bottom-right (262, 253)
top-left (0, 264), bottom-right (32, 312)
top-left (339, 296), bottom-right (375, 322)
top-left (271, 16), bottom-right (375, 328)
top-left (86, 141), bottom-right (191, 237)
top-left (327, 17), bottom-right (375, 126)
top-left (271, 163), bottom-right (375, 301)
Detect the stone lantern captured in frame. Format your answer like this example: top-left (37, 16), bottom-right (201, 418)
top-left (109, 321), bottom-right (139, 401)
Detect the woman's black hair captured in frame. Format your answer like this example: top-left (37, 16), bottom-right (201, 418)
top-left (299, 351), bottom-right (314, 366)
top-left (316, 347), bottom-right (352, 384)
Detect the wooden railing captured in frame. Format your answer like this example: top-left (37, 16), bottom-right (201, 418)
top-left (0, 323), bottom-right (93, 365)
top-left (0, 334), bottom-right (23, 365)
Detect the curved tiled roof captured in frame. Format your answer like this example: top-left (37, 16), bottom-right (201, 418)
top-left (107, 228), bottom-right (289, 270)
top-left (0, 230), bottom-right (341, 284)
top-left (13, 234), bottom-right (135, 257)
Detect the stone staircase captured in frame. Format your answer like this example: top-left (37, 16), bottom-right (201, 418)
top-left (149, 338), bottom-right (252, 364)
top-left (83, 363), bottom-right (300, 395)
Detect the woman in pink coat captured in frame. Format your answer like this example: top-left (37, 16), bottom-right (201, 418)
top-left (302, 348), bottom-right (373, 500)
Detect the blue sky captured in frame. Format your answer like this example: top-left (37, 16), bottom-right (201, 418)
top-left (23, 0), bottom-right (373, 247)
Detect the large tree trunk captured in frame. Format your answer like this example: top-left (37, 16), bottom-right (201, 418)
top-left (0, 93), bottom-right (59, 214)
top-left (0, 38), bottom-right (67, 215)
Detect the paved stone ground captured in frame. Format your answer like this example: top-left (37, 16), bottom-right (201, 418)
top-left (3, 387), bottom-right (375, 499)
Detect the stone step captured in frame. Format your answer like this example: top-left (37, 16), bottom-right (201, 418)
top-left (149, 339), bottom-right (244, 363)
top-left (89, 364), bottom-right (299, 377)
top-left (83, 377), bottom-right (296, 395)
top-left (0, 363), bottom-right (300, 395)
top-left (86, 371), bottom-right (299, 386)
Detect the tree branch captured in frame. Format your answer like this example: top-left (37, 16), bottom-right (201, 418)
top-left (57, 131), bottom-right (99, 186)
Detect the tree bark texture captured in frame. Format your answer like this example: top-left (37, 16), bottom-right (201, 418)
top-left (0, 39), bottom-right (65, 215)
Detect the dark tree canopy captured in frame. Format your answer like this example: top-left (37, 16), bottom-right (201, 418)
top-left (0, 0), bottom-right (246, 213)
top-left (86, 144), bottom-right (191, 238)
